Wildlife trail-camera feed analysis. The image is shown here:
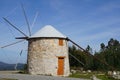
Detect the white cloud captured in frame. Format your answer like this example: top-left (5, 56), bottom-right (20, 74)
top-left (100, 3), bottom-right (120, 12)
top-left (80, 27), bottom-right (120, 42)
top-left (89, 1), bottom-right (120, 16)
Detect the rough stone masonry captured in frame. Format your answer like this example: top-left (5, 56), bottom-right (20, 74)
top-left (27, 38), bottom-right (70, 76)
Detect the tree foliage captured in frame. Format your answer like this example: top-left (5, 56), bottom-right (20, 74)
top-left (69, 45), bottom-right (93, 70)
top-left (69, 38), bottom-right (120, 71)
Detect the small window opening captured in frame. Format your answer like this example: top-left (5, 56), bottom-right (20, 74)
top-left (59, 39), bottom-right (63, 46)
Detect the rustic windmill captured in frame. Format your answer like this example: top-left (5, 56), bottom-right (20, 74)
top-left (1, 4), bottom-right (71, 76)
top-left (27, 25), bottom-right (70, 76)
top-left (2, 23), bottom-right (70, 76)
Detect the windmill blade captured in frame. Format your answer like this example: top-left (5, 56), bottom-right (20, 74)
top-left (3, 17), bottom-right (28, 37)
top-left (21, 4), bottom-right (31, 36)
top-left (1, 40), bottom-right (25, 48)
top-left (14, 49), bottom-right (23, 70)
top-left (31, 12), bottom-right (39, 30)
top-left (5, 7), bottom-right (18, 18)
top-left (20, 49), bottom-right (23, 56)
top-left (69, 53), bottom-right (84, 66)
top-left (67, 38), bottom-right (115, 70)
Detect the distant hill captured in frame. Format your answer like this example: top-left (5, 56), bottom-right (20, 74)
top-left (0, 61), bottom-right (25, 70)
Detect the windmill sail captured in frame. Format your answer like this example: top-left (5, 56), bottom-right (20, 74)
top-left (0, 40), bottom-right (25, 48)
top-left (69, 53), bottom-right (84, 66)
top-left (21, 4), bottom-right (31, 36)
top-left (14, 49), bottom-right (23, 70)
top-left (3, 17), bottom-right (28, 37)
top-left (31, 12), bottom-right (39, 30)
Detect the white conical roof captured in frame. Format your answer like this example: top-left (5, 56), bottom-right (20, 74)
top-left (30, 25), bottom-right (66, 38)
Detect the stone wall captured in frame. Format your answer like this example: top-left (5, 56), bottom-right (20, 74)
top-left (27, 38), bottom-right (70, 76)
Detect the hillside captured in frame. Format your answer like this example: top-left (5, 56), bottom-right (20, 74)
top-left (0, 61), bottom-right (24, 70)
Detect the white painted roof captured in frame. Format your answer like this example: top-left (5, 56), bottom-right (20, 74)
top-left (31, 25), bottom-right (66, 38)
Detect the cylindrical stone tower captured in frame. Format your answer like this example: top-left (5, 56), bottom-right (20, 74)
top-left (27, 25), bottom-right (70, 76)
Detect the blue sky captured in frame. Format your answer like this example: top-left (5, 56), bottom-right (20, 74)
top-left (0, 0), bottom-right (120, 63)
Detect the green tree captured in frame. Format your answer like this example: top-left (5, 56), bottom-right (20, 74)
top-left (100, 43), bottom-right (106, 52)
top-left (69, 38), bottom-right (120, 71)
top-left (95, 38), bottom-right (120, 71)
top-left (69, 45), bottom-right (85, 68)
top-left (84, 45), bottom-right (94, 70)
top-left (86, 45), bottom-right (93, 54)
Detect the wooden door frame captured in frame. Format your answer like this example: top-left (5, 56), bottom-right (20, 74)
top-left (57, 56), bottom-right (65, 75)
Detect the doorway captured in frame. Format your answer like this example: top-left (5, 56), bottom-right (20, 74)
top-left (57, 57), bottom-right (64, 75)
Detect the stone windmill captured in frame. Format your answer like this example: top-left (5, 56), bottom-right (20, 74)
top-left (2, 17), bottom-right (70, 76)
top-left (1, 5), bottom-right (70, 76)
top-left (27, 25), bottom-right (70, 76)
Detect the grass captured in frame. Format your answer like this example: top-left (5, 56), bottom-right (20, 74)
top-left (69, 72), bottom-right (117, 80)
top-left (69, 73), bottom-right (92, 79)
top-left (0, 78), bottom-right (17, 80)
top-left (18, 70), bottom-right (27, 74)
top-left (96, 75), bottom-right (116, 80)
